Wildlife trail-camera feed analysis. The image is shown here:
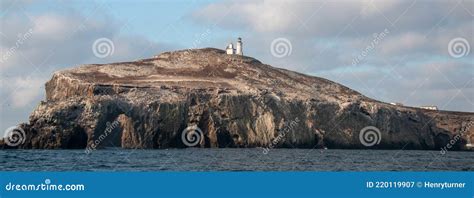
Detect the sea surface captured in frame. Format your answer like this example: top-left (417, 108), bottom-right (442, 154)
top-left (1, 149), bottom-right (473, 171)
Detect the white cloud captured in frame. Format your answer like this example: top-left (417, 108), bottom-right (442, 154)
top-left (193, 0), bottom-right (473, 37)
top-left (0, 1), bottom-right (176, 135)
top-left (193, 0), bottom-right (473, 112)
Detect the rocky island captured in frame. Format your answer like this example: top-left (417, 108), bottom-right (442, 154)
top-left (2, 48), bottom-right (473, 150)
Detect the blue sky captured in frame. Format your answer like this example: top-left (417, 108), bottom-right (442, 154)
top-left (0, 0), bottom-right (473, 136)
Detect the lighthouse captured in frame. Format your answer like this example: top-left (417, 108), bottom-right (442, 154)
top-left (236, 37), bottom-right (243, 55)
top-left (225, 38), bottom-right (243, 56)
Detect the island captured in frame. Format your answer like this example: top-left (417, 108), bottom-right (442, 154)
top-left (1, 48), bottom-right (473, 150)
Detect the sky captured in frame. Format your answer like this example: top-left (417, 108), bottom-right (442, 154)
top-left (0, 0), bottom-right (473, 137)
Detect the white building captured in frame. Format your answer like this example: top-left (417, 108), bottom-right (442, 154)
top-left (420, 105), bottom-right (438, 110)
top-left (389, 102), bottom-right (404, 106)
top-left (226, 37), bottom-right (243, 55)
top-left (226, 43), bottom-right (234, 54)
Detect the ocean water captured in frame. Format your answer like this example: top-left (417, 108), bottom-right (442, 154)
top-left (1, 149), bottom-right (473, 171)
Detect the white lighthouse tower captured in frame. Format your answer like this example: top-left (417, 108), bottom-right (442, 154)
top-left (236, 37), bottom-right (243, 55)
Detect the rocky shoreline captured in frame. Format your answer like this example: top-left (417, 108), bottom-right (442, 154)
top-left (2, 48), bottom-right (473, 150)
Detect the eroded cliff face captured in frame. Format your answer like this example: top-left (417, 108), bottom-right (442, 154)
top-left (4, 48), bottom-right (473, 150)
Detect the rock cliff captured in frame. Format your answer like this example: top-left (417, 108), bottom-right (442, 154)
top-left (2, 48), bottom-right (473, 150)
